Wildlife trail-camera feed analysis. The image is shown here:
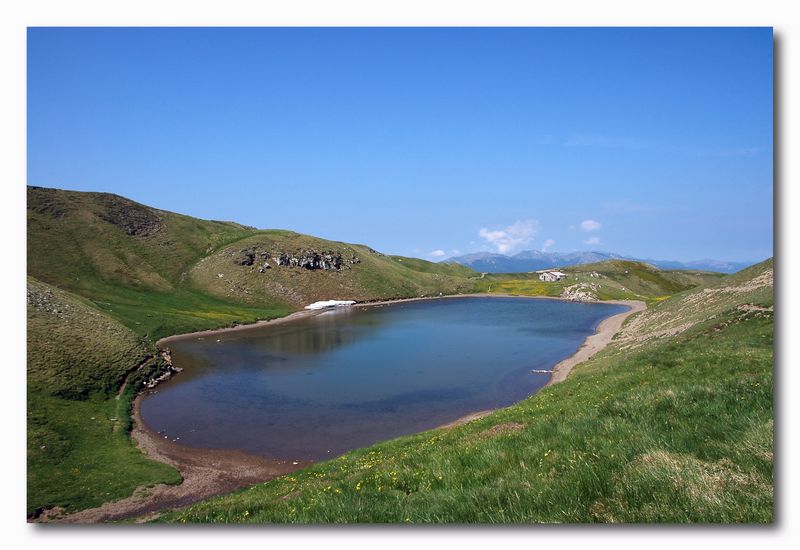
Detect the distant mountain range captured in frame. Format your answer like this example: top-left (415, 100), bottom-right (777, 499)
top-left (443, 250), bottom-right (756, 274)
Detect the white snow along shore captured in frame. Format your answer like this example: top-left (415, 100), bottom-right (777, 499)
top-left (304, 300), bottom-right (356, 310)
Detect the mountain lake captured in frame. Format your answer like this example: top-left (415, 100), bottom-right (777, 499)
top-left (140, 297), bottom-right (629, 460)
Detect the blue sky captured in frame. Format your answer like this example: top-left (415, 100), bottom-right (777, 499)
top-left (27, 27), bottom-right (773, 262)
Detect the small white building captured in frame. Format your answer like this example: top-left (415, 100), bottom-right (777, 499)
top-left (539, 271), bottom-right (567, 282)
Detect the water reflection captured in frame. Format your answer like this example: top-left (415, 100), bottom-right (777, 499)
top-left (169, 307), bottom-right (387, 379)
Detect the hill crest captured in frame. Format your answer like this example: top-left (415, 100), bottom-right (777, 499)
top-left (445, 249), bottom-right (756, 274)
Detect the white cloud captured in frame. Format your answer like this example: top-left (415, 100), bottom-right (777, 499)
top-left (478, 219), bottom-right (539, 254)
top-left (542, 239), bottom-right (555, 252)
top-left (428, 249), bottom-right (447, 259)
top-left (580, 220), bottom-right (602, 232)
top-left (584, 236), bottom-right (601, 245)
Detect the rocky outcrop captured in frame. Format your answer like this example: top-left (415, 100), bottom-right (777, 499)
top-left (235, 247), bottom-right (359, 272)
top-left (27, 284), bottom-right (67, 316)
top-left (239, 249), bottom-right (256, 266)
top-left (561, 283), bottom-right (600, 302)
top-left (96, 194), bottom-right (165, 236)
top-left (142, 349), bottom-right (183, 389)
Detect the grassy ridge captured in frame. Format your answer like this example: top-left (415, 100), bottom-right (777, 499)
top-left (186, 232), bottom-right (477, 309)
top-left (27, 186), bottom-right (257, 291)
top-left (474, 260), bottom-right (723, 304)
top-left (155, 260), bottom-right (773, 523)
top-left (27, 186), bottom-right (292, 339)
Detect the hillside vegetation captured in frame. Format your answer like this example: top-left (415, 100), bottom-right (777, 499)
top-left (27, 278), bottom-right (180, 517)
top-left (28, 186), bottom-right (290, 340)
top-left (156, 259), bottom-right (773, 523)
top-left (187, 232), bottom-right (475, 309)
top-left (475, 260), bottom-right (723, 304)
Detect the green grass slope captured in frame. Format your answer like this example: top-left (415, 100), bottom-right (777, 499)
top-left (27, 277), bottom-right (181, 517)
top-left (27, 186), bottom-right (256, 295)
top-left (156, 259), bottom-right (773, 523)
top-left (475, 259), bottom-right (723, 304)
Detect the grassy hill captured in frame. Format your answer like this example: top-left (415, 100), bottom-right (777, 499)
top-left (474, 259), bottom-right (723, 304)
top-left (27, 186), bottom-right (290, 340)
top-left (186, 232), bottom-right (476, 308)
top-left (27, 185), bottom-right (257, 295)
top-left (27, 277), bottom-right (181, 517)
top-left (154, 259), bottom-right (773, 523)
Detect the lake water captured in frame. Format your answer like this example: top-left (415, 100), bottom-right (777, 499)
top-left (140, 297), bottom-right (628, 460)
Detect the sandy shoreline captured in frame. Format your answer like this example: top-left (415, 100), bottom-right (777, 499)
top-left (57, 293), bottom-right (645, 523)
top-left (545, 299), bottom-right (646, 386)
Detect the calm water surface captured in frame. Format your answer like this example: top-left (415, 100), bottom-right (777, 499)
top-left (141, 297), bottom-right (627, 460)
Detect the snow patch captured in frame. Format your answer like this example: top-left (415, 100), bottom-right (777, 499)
top-left (304, 300), bottom-right (356, 310)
